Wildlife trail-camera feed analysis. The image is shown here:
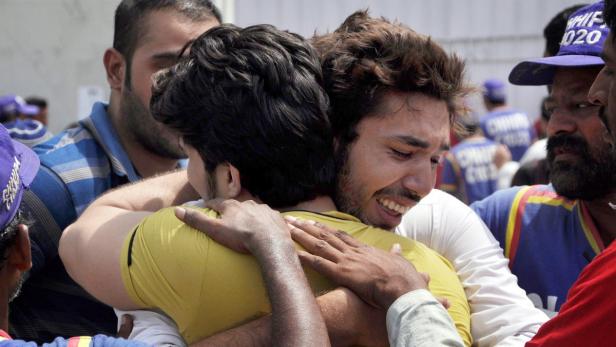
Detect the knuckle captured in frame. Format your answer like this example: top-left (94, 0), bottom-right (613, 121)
top-left (318, 231), bottom-right (329, 240)
top-left (313, 221), bottom-right (327, 229)
top-left (183, 209), bottom-right (196, 225)
top-left (333, 231), bottom-right (346, 239)
top-left (315, 240), bottom-right (329, 249)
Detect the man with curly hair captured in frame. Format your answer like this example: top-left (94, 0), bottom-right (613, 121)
top-left (60, 21), bottom-right (472, 347)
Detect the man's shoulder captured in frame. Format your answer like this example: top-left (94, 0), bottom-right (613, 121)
top-left (417, 188), bottom-right (465, 208)
top-left (135, 207), bottom-right (217, 245)
top-left (471, 185), bottom-right (527, 210)
top-left (32, 122), bottom-right (114, 193)
top-left (34, 124), bottom-right (100, 163)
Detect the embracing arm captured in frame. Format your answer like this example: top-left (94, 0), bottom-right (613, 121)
top-left (59, 170), bottom-right (199, 309)
top-left (400, 190), bottom-right (548, 347)
top-left (175, 201), bottom-right (330, 347)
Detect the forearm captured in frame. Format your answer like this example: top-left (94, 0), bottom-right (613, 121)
top-left (192, 288), bottom-right (386, 347)
top-left (251, 236), bottom-right (330, 347)
top-left (387, 289), bottom-right (463, 347)
top-left (90, 169), bottom-right (198, 213)
top-left (191, 315), bottom-right (271, 347)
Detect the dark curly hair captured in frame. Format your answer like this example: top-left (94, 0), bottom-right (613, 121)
top-left (151, 24), bottom-right (335, 208)
top-left (311, 10), bottom-right (472, 148)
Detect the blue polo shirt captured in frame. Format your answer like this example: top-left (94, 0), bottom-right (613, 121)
top-left (9, 103), bottom-right (159, 342)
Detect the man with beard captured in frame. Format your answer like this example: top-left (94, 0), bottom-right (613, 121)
top-left (59, 22), bottom-right (472, 346)
top-left (72, 11), bottom-right (547, 347)
top-left (520, 1), bottom-right (616, 344)
top-left (472, 1), bottom-right (616, 317)
top-left (8, 0), bottom-right (221, 342)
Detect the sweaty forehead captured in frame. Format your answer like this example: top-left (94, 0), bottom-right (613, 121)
top-left (358, 92), bottom-right (450, 147)
top-left (135, 10), bottom-right (215, 54)
top-left (552, 67), bottom-right (601, 96)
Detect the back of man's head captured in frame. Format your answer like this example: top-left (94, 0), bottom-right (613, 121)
top-left (482, 78), bottom-right (507, 106)
top-left (311, 10), bottom-right (469, 147)
top-left (151, 24), bottom-right (335, 208)
top-left (605, 0), bottom-right (616, 30)
top-left (113, 0), bottom-right (222, 67)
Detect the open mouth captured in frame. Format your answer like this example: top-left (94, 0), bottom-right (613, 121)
top-left (377, 197), bottom-right (412, 215)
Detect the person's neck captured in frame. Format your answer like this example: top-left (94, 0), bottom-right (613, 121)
top-left (583, 191), bottom-right (616, 247)
top-left (290, 195), bottom-right (338, 213)
top-left (107, 102), bottom-right (179, 178)
top-left (264, 195), bottom-right (337, 213)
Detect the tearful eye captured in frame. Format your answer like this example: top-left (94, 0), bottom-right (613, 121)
top-left (391, 149), bottom-right (412, 159)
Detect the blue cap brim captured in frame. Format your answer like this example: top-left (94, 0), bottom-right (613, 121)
top-left (509, 55), bottom-right (605, 86)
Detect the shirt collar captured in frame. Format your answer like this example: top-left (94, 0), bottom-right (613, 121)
top-left (80, 102), bottom-right (141, 182)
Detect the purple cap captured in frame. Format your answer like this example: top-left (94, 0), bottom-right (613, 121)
top-left (0, 95), bottom-right (40, 117)
top-left (0, 124), bottom-right (39, 230)
top-left (509, 1), bottom-right (607, 86)
top-left (483, 79), bottom-right (507, 103)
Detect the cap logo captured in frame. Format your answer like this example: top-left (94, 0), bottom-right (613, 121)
top-left (2, 157), bottom-right (21, 211)
top-left (561, 10), bottom-right (605, 47)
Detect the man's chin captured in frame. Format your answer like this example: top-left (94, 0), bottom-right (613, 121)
top-left (552, 176), bottom-right (604, 200)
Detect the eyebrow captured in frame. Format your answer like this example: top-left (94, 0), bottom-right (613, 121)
top-left (151, 51), bottom-right (183, 63)
top-left (393, 135), bottom-right (450, 151)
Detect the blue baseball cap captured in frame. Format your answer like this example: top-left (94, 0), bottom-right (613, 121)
top-left (0, 95), bottom-right (40, 117)
top-left (0, 124), bottom-right (39, 230)
top-left (509, 1), bottom-right (607, 86)
top-left (483, 79), bottom-right (507, 103)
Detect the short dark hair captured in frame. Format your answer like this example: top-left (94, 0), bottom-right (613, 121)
top-left (151, 24), bottom-right (335, 208)
top-left (543, 4), bottom-right (587, 56)
top-left (0, 209), bottom-right (32, 270)
top-left (24, 96), bottom-right (47, 109)
top-left (113, 0), bottom-right (221, 83)
top-left (311, 10), bottom-right (470, 148)
top-left (605, 0), bottom-right (616, 32)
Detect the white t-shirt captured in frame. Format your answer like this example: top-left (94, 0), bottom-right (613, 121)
top-left (396, 189), bottom-right (548, 347)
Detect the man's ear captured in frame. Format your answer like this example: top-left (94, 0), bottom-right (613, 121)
top-left (103, 48), bottom-right (127, 92)
top-left (8, 225), bottom-right (32, 272)
top-left (225, 164), bottom-right (242, 198)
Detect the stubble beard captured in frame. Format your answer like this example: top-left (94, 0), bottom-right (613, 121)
top-left (120, 86), bottom-right (186, 160)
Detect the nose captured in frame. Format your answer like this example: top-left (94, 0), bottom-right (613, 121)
top-left (400, 161), bottom-right (434, 200)
top-left (588, 67), bottom-right (609, 107)
top-left (546, 106), bottom-right (577, 137)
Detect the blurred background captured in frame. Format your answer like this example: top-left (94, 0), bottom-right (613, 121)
top-left (1, 0), bottom-right (584, 133)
